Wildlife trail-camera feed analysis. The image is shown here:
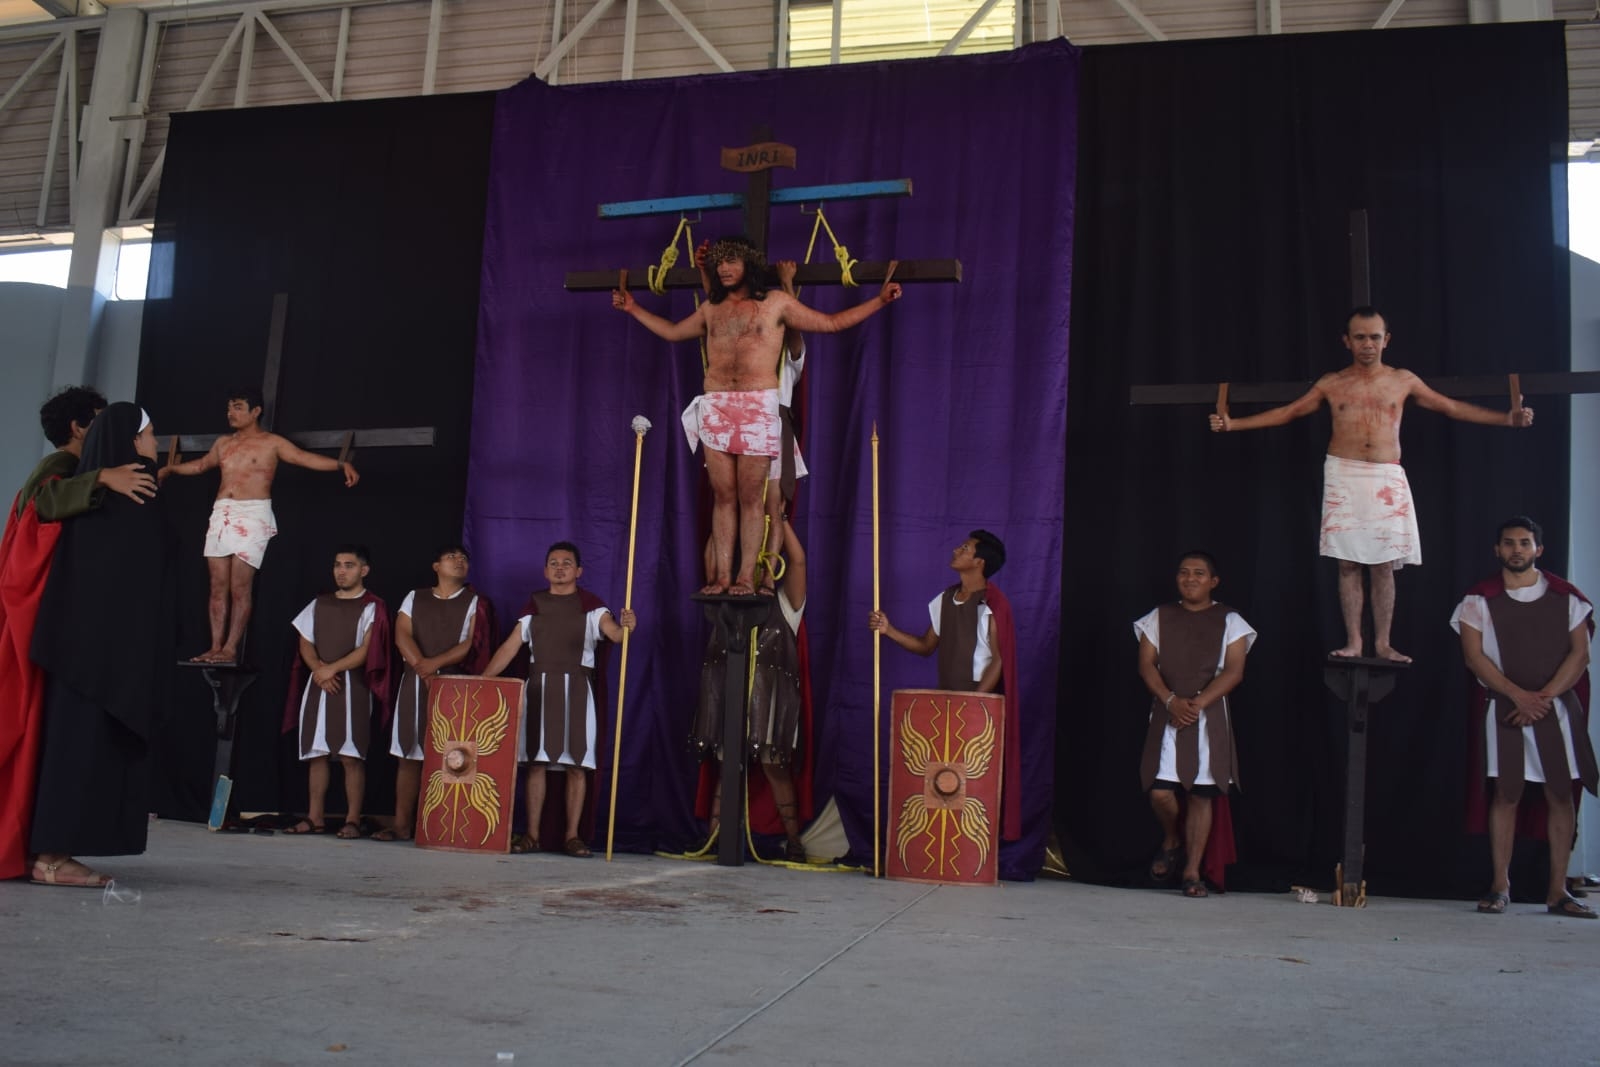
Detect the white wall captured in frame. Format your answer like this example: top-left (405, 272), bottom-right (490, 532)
top-left (0, 284), bottom-right (144, 501)
top-left (1570, 250), bottom-right (1600, 877)
top-left (0, 283), bottom-right (65, 500)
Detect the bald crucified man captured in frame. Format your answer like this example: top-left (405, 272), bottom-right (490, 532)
top-left (1209, 307), bottom-right (1533, 662)
top-left (614, 237), bottom-right (901, 596)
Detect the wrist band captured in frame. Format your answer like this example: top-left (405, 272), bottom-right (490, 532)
top-left (1164, 691), bottom-right (1176, 709)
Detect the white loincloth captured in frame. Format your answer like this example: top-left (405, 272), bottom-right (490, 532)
top-left (204, 498), bottom-right (278, 569)
top-left (1319, 455), bottom-right (1421, 568)
top-left (680, 389), bottom-right (782, 457)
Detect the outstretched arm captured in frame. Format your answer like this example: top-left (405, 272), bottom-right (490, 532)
top-left (781, 518), bottom-right (805, 610)
top-left (868, 610), bottom-right (938, 656)
top-left (276, 437), bottom-right (359, 487)
top-left (598, 609), bottom-right (637, 643)
top-left (775, 260), bottom-right (804, 357)
top-left (1409, 374), bottom-right (1534, 428)
top-left (482, 629), bottom-right (526, 679)
top-left (158, 439), bottom-right (221, 484)
top-left (612, 289), bottom-right (707, 343)
top-left (1210, 384), bottom-right (1324, 433)
top-left (773, 273), bottom-right (902, 336)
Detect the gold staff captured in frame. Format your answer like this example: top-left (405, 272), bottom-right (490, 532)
top-left (606, 414), bottom-right (651, 861)
top-left (872, 422), bottom-right (882, 878)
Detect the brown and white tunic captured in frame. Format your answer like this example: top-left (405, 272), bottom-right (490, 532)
top-left (389, 586), bottom-right (479, 760)
top-left (692, 589), bottom-right (804, 765)
top-left (292, 594), bottom-right (379, 760)
top-left (929, 584), bottom-right (994, 691)
top-left (515, 590), bottom-right (611, 769)
top-left (1451, 574), bottom-right (1599, 800)
top-left (1133, 602), bottom-right (1256, 790)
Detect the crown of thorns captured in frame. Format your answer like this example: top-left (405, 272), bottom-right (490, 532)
top-left (707, 239), bottom-right (766, 270)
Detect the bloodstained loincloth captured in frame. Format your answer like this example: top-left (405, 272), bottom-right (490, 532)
top-left (1319, 455), bottom-right (1421, 568)
top-left (203, 498), bottom-right (278, 569)
top-left (680, 389), bottom-right (782, 457)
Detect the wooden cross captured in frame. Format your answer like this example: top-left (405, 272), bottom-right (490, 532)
top-left (1129, 211), bottom-right (1600, 413)
top-left (156, 293), bottom-right (437, 458)
top-left (563, 126), bottom-right (962, 292)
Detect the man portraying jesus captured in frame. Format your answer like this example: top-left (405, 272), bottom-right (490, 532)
top-left (159, 386), bottom-right (360, 664)
top-left (1208, 307), bottom-right (1532, 662)
top-left (613, 237), bottom-right (902, 596)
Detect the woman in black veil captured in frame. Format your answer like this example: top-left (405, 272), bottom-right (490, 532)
top-left (28, 402), bottom-right (167, 886)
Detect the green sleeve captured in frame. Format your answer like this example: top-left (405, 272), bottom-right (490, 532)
top-left (30, 468), bottom-right (104, 522)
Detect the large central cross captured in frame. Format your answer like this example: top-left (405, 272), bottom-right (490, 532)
top-left (564, 127), bottom-right (962, 292)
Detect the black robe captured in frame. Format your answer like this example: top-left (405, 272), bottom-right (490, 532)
top-left (29, 403), bottom-right (169, 857)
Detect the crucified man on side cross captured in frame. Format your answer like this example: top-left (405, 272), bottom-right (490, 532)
top-left (1208, 306), bottom-right (1533, 662)
top-left (613, 236), bottom-right (901, 596)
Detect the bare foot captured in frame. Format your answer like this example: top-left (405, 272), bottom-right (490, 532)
top-left (190, 648), bottom-right (224, 663)
top-left (1374, 644), bottom-right (1412, 664)
top-left (213, 646), bottom-right (239, 665)
top-left (1329, 644), bottom-right (1363, 658)
top-left (727, 580), bottom-right (755, 596)
top-left (31, 856), bottom-right (110, 887)
top-left (700, 581), bottom-right (729, 595)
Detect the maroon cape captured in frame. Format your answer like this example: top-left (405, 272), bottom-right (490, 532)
top-left (0, 488), bottom-right (65, 880)
top-left (1462, 571), bottom-right (1594, 839)
top-left (280, 591), bottom-right (394, 735)
top-left (987, 582), bottom-right (1023, 842)
top-left (519, 587), bottom-right (612, 847)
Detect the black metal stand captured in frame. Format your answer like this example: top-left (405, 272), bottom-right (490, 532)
top-left (1321, 655), bottom-right (1408, 907)
top-left (178, 660), bottom-right (258, 830)
top-left (694, 592), bottom-right (775, 867)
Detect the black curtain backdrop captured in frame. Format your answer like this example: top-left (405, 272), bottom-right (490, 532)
top-left (1062, 22), bottom-right (1571, 898)
top-left (131, 24), bottom-right (1571, 898)
top-left (138, 93), bottom-right (496, 820)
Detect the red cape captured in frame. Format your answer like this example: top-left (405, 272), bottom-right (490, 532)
top-left (1462, 571), bottom-right (1594, 838)
top-left (0, 489), bottom-right (64, 880)
top-left (694, 609), bottom-right (817, 835)
top-left (519, 588), bottom-right (611, 847)
top-left (281, 591), bottom-right (394, 734)
top-left (986, 583), bottom-right (1023, 842)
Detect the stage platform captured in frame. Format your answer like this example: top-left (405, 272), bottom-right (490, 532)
top-left (1, 819), bottom-right (1593, 1064)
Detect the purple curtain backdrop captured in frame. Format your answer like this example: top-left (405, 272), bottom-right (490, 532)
top-left (465, 40), bottom-right (1076, 878)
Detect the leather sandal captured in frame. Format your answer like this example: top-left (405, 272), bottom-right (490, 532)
top-left (563, 836), bottom-right (593, 858)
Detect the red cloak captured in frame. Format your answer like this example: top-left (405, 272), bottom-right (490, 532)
top-left (986, 582), bottom-right (1023, 842)
top-left (0, 489), bottom-right (65, 880)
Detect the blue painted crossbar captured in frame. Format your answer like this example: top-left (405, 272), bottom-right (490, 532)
top-left (597, 179), bottom-right (912, 219)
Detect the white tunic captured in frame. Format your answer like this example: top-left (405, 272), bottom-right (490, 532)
top-left (292, 598), bottom-right (377, 760)
top-left (1450, 573), bottom-right (1593, 783)
top-left (1133, 607), bottom-right (1257, 786)
top-left (515, 605), bottom-right (609, 768)
top-left (388, 587), bottom-right (479, 760)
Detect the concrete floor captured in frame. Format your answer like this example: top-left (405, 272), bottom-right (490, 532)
top-left (1, 820), bottom-right (1595, 1066)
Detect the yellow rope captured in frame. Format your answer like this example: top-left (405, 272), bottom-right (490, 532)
top-left (648, 217), bottom-right (690, 295)
top-left (806, 207), bottom-right (857, 288)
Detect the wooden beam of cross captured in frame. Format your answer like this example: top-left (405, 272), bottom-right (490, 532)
top-left (155, 293), bottom-right (436, 456)
top-left (563, 127), bottom-right (962, 292)
top-left (1129, 210), bottom-right (1599, 412)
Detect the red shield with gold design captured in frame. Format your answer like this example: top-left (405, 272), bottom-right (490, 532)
top-left (415, 676), bottom-right (525, 854)
top-left (885, 689), bottom-right (1005, 885)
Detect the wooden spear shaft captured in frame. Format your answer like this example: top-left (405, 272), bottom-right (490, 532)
top-left (872, 422), bottom-right (882, 879)
top-left (606, 415), bottom-right (651, 861)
